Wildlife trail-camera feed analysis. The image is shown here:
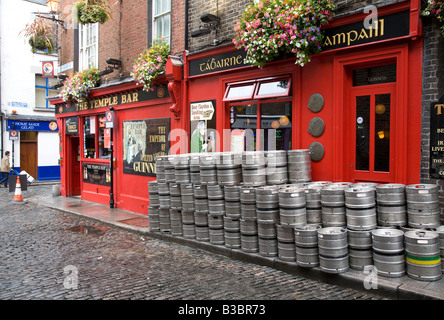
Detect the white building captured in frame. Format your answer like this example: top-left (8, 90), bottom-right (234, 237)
top-left (0, 0), bottom-right (60, 181)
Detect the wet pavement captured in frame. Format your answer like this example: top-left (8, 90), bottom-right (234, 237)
top-left (0, 183), bottom-right (390, 304)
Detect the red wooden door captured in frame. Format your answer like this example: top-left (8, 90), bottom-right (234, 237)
top-left (68, 136), bottom-right (81, 196)
top-left (347, 83), bottom-right (396, 183)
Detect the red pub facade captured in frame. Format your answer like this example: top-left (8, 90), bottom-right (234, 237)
top-left (51, 0), bottom-right (427, 215)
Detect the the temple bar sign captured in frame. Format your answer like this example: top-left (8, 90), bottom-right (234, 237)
top-left (322, 10), bottom-right (410, 51)
top-left (56, 84), bottom-right (169, 115)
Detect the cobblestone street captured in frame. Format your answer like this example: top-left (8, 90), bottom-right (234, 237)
top-left (0, 185), bottom-right (388, 305)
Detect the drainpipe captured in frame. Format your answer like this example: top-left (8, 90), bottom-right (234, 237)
top-left (73, 21), bottom-right (79, 72)
top-left (185, 0), bottom-right (189, 51)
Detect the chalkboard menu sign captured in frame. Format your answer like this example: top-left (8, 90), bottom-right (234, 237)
top-left (430, 97), bottom-right (444, 178)
top-left (83, 163), bottom-right (111, 186)
top-left (122, 118), bottom-right (170, 176)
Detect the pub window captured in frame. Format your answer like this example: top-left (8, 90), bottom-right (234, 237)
top-left (83, 116), bottom-right (96, 158)
top-left (223, 76), bottom-right (292, 102)
top-left (98, 114), bottom-right (111, 159)
top-left (83, 115), bottom-right (111, 159)
top-left (226, 76), bottom-right (292, 152)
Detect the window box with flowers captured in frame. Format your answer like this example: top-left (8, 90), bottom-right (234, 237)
top-left (21, 16), bottom-right (56, 54)
top-left (75, 0), bottom-right (112, 25)
top-left (60, 67), bottom-right (100, 103)
top-left (423, 0), bottom-right (444, 36)
top-left (131, 39), bottom-right (170, 92)
top-left (233, 0), bottom-right (335, 67)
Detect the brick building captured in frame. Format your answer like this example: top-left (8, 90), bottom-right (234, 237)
top-left (51, 0), bottom-right (187, 213)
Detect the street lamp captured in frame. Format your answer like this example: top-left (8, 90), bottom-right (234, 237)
top-left (46, 0), bottom-right (60, 14)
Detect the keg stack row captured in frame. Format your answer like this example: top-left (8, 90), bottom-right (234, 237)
top-left (147, 150), bottom-right (444, 282)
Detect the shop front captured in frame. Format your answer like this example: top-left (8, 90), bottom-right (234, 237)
top-left (183, 0), bottom-right (423, 185)
top-left (51, 62), bottom-right (184, 214)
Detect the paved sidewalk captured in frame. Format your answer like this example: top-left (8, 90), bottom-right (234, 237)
top-left (26, 186), bottom-right (444, 300)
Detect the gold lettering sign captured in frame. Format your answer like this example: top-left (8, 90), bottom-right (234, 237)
top-left (435, 104), bottom-right (444, 115)
top-left (324, 19), bottom-right (385, 48)
top-left (56, 85), bottom-right (169, 115)
top-left (189, 49), bottom-right (248, 77)
top-left (322, 11), bottom-right (409, 51)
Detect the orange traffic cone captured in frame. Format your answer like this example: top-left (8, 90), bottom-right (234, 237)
top-left (13, 176), bottom-right (23, 202)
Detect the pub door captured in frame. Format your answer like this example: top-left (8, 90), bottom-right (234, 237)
top-left (347, 83), bottom-right (396, 183)
top-left (68, 136), bottom-right (81, 196)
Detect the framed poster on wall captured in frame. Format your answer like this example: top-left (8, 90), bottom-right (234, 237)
top-left (122, 118), bottom-right (170, 176)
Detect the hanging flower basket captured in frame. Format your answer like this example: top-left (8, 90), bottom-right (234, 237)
top-left (60, 67), bottom-right (100, 103)
top-left (233, 0), bottom-right (335, 67)
top-left (74, 0), bottom-right (112, 25)
top-left (21, 16), bottom-right (56, 54)
top-left (131, 39), bottom-right (170, 92)
top-left (422, 0), bottom-right (444, 36)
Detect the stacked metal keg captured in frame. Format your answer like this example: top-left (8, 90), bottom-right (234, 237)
top-left (147, 180), bottom-right (160, 232)
top-left (404, 230), bottom-right (442, 281)
top-left (170, 158), bottom-right (185, 237)
top-left (344, 185), bottom-right (377, 231)
top-left (295, 224), bottom-right (321, 267)
top-left (207, 184), bottom-right (225, 245)
top-left (193, 184), bottom-right (208, 241)
top-left (347, 230), bottom-right (373, 270)
top-left (189, 154), bottom-right (201, 184)
top-left (317, 227), bottom-right (349, 274)
top-left (242, 151), bottom-right (266, 186)
top-left (174, 154), bottom-right (191, 184)
top-left (437, 226), bottom-right (444, 274)
top-left (225, 186), bottom-right (241, 220)
top-left (170, 208), bottom-right (183, 236)
top-left (199, 153), bottom-right (218, 185)
top-left (278, 187), bottom-right (307, 227)
top-left (372, 228), bottom-right (405, 278)
top-left (277, 224), bottom-right (296, 261)
top-left (304, 181), bottom-right (330, 224)
top-left (224, 186), bottom-right (242, 249)
top-left (320, 183), bottom-right (350, 228)
top-left (181, 183), bottom-right (195, 229)
top-left (164, 155), bottom-right (176, 183)
top-left (265, 150), bottom-right (288, 185)
top-left (376, 184), bottom-right (407, 227)
top-left (240, 186), bottom-right (259, 253)
top-left (256, 186), bottom-right (279, 257)
top-left (406, 184), bottom-right (441, 229)
top-left (147, 151), bottom-right (444, 283)
top-left (217, 152), bottom-right (242, 186)
top-left (287, 149), bottom-right (312, 183)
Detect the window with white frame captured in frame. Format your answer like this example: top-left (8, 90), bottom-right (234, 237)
top-left (153, 0), bottom-right (171, 44)
top-left (79, 23), bottom-right (98, 70)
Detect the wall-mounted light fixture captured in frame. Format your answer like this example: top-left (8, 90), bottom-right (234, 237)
top-left (99, 58), bottom-right (122, 76)
top-left (52, 74), bottom-right (68, 89)
top-left (190, 13), bottom-right (220, 38)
